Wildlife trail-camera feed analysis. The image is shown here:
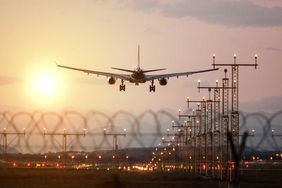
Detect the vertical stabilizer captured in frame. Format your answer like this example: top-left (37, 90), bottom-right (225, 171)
top-left (137, 45), bottom-right (140, 69)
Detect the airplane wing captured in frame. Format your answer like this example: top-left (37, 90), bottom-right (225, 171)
top-left (145, 68), bottom-right (219, 81)
top-left (56, 64), bottom-right (131, 81)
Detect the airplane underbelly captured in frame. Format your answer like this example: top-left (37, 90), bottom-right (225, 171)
top-left (130, 77), bottom-right (145, 83)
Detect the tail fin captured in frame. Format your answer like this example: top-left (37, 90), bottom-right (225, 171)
top-left (137, 45), bottom-right (140, 69)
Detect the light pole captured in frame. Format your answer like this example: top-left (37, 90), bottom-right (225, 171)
top-left (43, 127), bottom-right (86, 167)
top-left (103, 128), bottom-right (127, 169)
top-left (1, 127), bottom-right (26, 162)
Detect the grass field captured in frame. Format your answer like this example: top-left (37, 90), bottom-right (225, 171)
top-left (0, 168), bottom-right (282, 188)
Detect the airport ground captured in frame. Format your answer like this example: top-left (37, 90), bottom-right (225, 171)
top-left (0, 167), bottom-right (282, 188)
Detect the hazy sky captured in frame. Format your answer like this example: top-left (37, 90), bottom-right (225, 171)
top-left (0, 0), bottom-right (282, 114)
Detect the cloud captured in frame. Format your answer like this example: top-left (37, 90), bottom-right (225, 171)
top-left (263, 47), bottom-right (282, 52)
top-left (127, 0), bottom-right (282, 27)
top-left (240, 96), bottom-right (282, 113)
top-left (0, 75), bottom-right (21, 85)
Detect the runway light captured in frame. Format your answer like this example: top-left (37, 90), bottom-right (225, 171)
top-left (231, 163), bottom-right (235, 169)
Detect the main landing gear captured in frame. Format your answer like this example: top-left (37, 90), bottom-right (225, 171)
top-left (119, 80), bottom-right (126, 91)
top-left (149, 80), bottom-right (156, 92)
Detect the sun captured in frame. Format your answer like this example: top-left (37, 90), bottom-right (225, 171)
top-left (33, 72), bottom-right (57, 98)
top-left (26, 63), bottom-right (63, 107)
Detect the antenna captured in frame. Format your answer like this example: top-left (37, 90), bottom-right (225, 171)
top-left (138, 45), bottom-right (140, 69)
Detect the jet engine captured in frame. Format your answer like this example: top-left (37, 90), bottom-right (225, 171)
top-left (108, 77), bottom-right (116, 85)
top-left (159, 78), bottom-right (167, 86)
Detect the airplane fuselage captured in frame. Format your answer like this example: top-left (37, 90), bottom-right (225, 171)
top-left (129, 69), bottom-right (146, 83)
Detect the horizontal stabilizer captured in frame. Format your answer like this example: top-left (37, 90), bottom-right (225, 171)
top-left (111, 67), bottom-right (135, 73)
top-left (143, 68), bottom-right (166, 73)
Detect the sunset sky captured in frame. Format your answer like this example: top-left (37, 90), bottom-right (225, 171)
top-left (0, 0), bottom-right (282, 114)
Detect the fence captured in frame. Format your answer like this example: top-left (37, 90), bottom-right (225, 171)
top-left (0, 110), bottom-right (281, 154)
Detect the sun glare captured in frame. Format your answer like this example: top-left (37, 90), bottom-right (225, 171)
top-left (26, 63), bottom-right (63, 107)
top-left (33, 72), bottom-right (57, 98)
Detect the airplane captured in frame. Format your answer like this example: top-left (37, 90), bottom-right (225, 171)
top-left (56, 46), bottom-right (218, 92)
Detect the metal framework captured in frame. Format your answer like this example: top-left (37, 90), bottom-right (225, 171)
top-left (103, 128), bottom-right (127, 168)
top-left (150, 54), bottom-right (258, 182)
top-left (1, 127), bottom-right (25, 161)
top-left (43, 128), bottom-right (86, 166)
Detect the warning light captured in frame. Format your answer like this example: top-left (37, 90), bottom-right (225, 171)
top-left (231, 163), bottom-right (235, 169)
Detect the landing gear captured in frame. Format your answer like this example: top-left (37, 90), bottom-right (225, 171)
top-left (149, 80), bottom-right (156, 92)
top-left (120, 80), bottom-right (126, 91)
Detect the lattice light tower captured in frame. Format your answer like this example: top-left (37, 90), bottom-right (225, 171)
top-left (179, 98), bottom-right (209, 175)
top-left (212, 54), bottom-right (258, 180)
top-left (103, 128), bottom-right (127, 168)
top-left (43, 127), bottom-right (86, 167)
top-left (198, 74), bottom-right (234, 179)
top-left (176, 114), bottom-right (198, 173)
top-left (212, 54), bottom-right (257, 149)
top-left (1, 127), bottom-right (26, 162)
